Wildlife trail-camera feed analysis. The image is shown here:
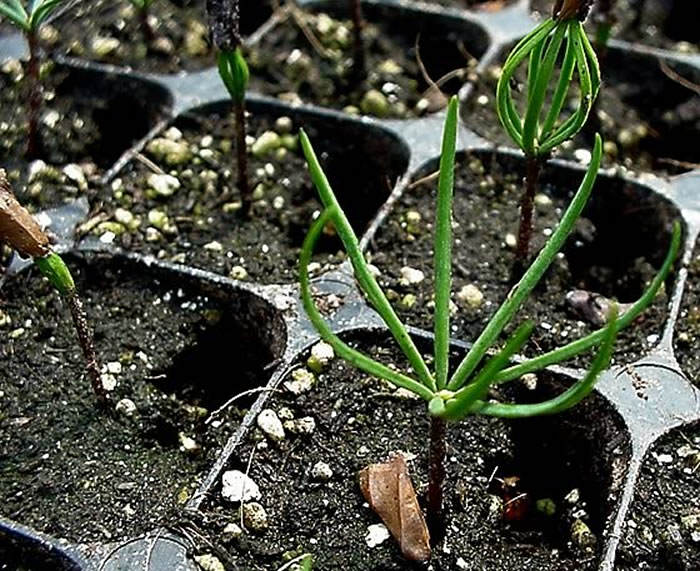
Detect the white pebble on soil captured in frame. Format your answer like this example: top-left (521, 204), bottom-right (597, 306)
top-left (221, 470), bottom-right (261, 503)
top-left (311, 461), bottom-right (333, 481)
top-left (194, 553), bottom-right (225, 571)
top-left (284, 368), bottom-right (316, 395)
top-left (257, 409), bottom-right (286, 441)
top-left (399, 266), bottom-right (425, 286)
top-left (365, 523), bottom-right (390, 548)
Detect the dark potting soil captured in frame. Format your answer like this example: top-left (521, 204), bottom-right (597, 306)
top-left (246, 7), bottom-right (481, 119)
top-left (674, 241), bottom-right (700, 385)
top-left (616, 423), bottom-right (700, 571)
top-left (531, 0), bottom-right (700, 53)
top-left (48, 0), bottom-right (271, 74)
top-left (369, 153), bottom-right (677, 369)
top-left (87, 107), bottom-right (403, 284)
top-left (0, 253), bottom-right (279, 543)
top-left (196, 339), bottom-right (630, 570)
top-left (462, 45), bottom-right (700, 175)
top-left (0, 61), bottom-right (169, 210)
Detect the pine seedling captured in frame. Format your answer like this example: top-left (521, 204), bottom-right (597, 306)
top-left (207, 0), bottom-right (251, 214)
top-left (0, 170), bottom-right (106, 404)
top-left (299, 97), bottom-right (680, 545)
top-left (128, 0), bottom-right (156, 43)
top-left (0, 0), bottom-right (64, 157)
top-left (496, 0), bottom-right (599, 273)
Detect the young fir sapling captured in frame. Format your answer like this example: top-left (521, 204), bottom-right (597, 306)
top-left (496, 0), bottom-right (599, 273)
top-left (298, 97), bottom-right (681, 552)
top-left (207, 0), bottom-right (251, 214)
top-left (0, 0), bottom-right (64, 157)
top-left (128, 0), bottom-right (156, 43)
top-left (0, 170), bottom-right (106, 404)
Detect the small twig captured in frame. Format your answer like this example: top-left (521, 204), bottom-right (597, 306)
top-left (657, 158), bottom-right (700, 170)
top-left (134, 152), bottom-right (166, 175)
top-left (659, 59), bottom-right (700, 96)
top-left (144, 528), bottom-right (165, 571)
top-left (289, 3), bottom-right (331, 59)
top-left (277, 553), bottom-right (312, 571)
top-left (486, 465), bottom-right (499, 487)
top-left (407, 170), bottom-right (440, 190)
top-left (239, 443), bottom-right (259, 530)
top-left (205, 387), bottom-right (282, 425)
top-left (504, 492), bottom-right (528, 506)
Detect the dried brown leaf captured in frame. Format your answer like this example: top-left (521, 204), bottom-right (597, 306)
top-left (358, 454), bottom-right (431, 561)
top-left (0, 169), bottom-right (50, 258)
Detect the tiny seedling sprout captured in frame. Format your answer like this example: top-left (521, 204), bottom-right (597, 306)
top-left (0, 0), bottom-right (64, 157)
top-left (0, 170), bottom-right (106, 404)
top-left (496, 1), bottom-right (600, 271)
top-left (299, 96), bottom-right (680, 544)
top-left (208, 0), bottom-right (252, 213)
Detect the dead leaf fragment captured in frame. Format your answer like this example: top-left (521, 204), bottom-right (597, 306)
top-left (0, 169), bottom-right (50, 258)
top-left (358, 453), bottom-right (431, 561)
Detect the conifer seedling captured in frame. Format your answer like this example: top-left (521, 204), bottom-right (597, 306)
top-left (0, 169), bottom-right (106, 404)
top-left (298, 96), bottom-right (680, 547)
top-left (0, 0), bottom-right (64, 157)
top-left (207, 0), bottom-right (251, 214)
top-left (496, 0), bottom-right (600, 273)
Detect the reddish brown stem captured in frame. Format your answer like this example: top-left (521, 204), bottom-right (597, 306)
top-left (234, 99), bottom-right (250, 214)
top-left (26, 30), bottom-right (41, 159)
top-left (514, 156), bottom-right (542, 276)
top-left (66, 290), bottom-right (107, 405)
top-left (350, 0), bottom-right (365, 82)
top-left (427, 416), bottom-right (447, 543)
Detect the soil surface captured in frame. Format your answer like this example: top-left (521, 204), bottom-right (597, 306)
top-left (617, 423), bottom-right (700, 570)
top-left (247, 6), bottom-right (483, 118)
top-left (47, 0), bottom-right (272, 74)
top-left (195, 338), bottom-right (630, 570)
top-left (531, 0), bottom-right (700, 53)
top-left (462, 45), bottom-right (700, 175)
top-left (0, 61), bottom-right (169, 210)
top-left (86, 106), bottom-right (404, 283)
top-left (674, 241), bottom-right (700, 385)
top-left (0, 253), bottom-right (279, 543)
top-left (369, 152), bottom-right (677, 369)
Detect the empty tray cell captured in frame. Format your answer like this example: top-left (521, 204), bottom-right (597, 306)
top-left (0, 252), bottom-right (285, 544)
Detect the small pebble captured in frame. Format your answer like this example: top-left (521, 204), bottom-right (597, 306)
top-left (194, 554), bottom-right (225, 571)
top-left (221, 470), bottom-right (261, 503)
top-left (456, 284), bottom-right (483, 309)
top-left (307, 341), bottom-right (335, 373)
top-left (115, 398), bottom-right (137, 416)
top-left (311, 461), bottom-right (333, 481)
top-left (257, 409), bottom-right (285, 441)
top-left (284, 416), bottom-right (316, 435)
top-left (243, 502), bottom-right (268, 531)
top-left (365, 523), bottom-right (390, 547)
top-left (399, 266), bottom-right (425, 286)
top-left (284, 368), bottom-right (316, 395)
